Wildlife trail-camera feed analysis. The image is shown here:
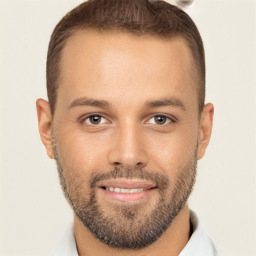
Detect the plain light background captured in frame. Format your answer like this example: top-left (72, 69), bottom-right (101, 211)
top-left (0, 0), bottom-right (255, 255)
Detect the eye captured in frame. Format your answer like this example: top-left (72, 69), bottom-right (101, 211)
top-left (146, 115), bottom-right (174, 125)
top-left (83, 115), bottom-right (108, 125)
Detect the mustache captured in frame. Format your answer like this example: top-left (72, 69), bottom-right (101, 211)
top-left (89, 167), bottom-right (169, 189)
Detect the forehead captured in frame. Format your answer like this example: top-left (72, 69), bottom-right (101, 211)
top-left (58, 29), bottom-right (197, 111)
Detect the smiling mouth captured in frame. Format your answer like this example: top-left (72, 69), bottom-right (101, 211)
top-left (101, 187), bottom-right (154, 193)
top-left (98, 180), bottom-right (157, 202)
top-left (99, 179), bottom-right (157, 191)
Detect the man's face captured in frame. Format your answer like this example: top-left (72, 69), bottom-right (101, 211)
top-left (46, 30), bottom-right (207, 248)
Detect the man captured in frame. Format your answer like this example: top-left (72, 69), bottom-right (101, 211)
top-left (36, 0), bottom-right (218, 255)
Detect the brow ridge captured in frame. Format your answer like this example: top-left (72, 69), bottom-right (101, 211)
top-left (69, 96), bottom-right (186, 111)
top-left (69, 97), bottom-right (111, 109)
top-left (146, 97), bottom-right (186, 110)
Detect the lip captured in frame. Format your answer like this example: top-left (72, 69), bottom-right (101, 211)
top-left (100, 188), bottom-right (155, 202)
top-left (98, 179), bottom-right (157, 203)
top-left (98, 179), bottom-right (156, 190)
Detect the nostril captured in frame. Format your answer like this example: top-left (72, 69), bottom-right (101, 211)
top-left (136, 162), bottom-right (146, 168)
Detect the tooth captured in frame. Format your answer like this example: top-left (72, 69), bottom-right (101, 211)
top-left (120, 188), bottom-right (129, 193)
top-left (130, 188), bottom-right (144, 193)
top-left (106, 187), bottom-right (145, 193)
top-left (114, 188), bottom-right (121, 192)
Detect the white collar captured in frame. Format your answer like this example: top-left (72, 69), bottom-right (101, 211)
top-left (49, 210), bottom-right (221, 256)
top-left (179, 210), bottom-right (218, 256)
top-left (48, 222), bottom-right (78, 256)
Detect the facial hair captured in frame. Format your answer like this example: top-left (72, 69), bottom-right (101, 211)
top-left (53, 137), bottom-right (197, 249)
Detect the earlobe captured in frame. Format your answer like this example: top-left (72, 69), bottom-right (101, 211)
top-left (197, 103), bottom-right (214, 160)
top-left (36, 99), bottom-right (54, 159)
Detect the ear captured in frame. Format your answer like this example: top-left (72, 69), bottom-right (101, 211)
top-left (36, 99), bottom-right (54, 159)
top-left (197, 103), bottom-right (214, 160)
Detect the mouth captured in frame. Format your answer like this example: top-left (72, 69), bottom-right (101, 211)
top-left (104, 187), bottom-right (146, 193)
top-left (98, 180), bottom-right (157, 202)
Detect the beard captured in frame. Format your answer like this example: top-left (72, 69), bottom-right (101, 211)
top-left (53, 138), bottom-right (197, 249)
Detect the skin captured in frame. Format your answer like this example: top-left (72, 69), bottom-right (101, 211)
top-left (36, 30), bottom-right (214, 256)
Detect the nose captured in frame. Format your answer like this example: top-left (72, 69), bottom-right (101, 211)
top-left (107, 122), bottom-right (149, 169)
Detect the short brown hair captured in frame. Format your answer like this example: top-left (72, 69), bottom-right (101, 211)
top-left (47, 0), bottom-right (205, 114)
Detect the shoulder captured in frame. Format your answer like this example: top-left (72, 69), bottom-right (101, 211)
top-left (216, 248), bottom-right (233, 256)
top-left (180, 210), bottom-right (230, 256)
top-left (48, 222), bottom-right (78, 256)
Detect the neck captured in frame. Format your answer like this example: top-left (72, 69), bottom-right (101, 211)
top-left (74, 205), bottom-right (191, 256)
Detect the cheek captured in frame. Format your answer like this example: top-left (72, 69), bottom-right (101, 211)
top-left (55, 126), bottom-right (110, 172)
top-left (54, 130), bottom-right (107, 202)
top-left (147, 127), bottom-right (198, 177)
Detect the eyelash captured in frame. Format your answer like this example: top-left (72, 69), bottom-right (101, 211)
top-left (81, 114), bottom-right (109, 126)
top-left (80, 113), bottom-right (177, 127)
top-left (146, 115), bottom-right (177, 126)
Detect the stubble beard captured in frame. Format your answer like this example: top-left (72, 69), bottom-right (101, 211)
top-left (53, 139), bottom-right (197, 249)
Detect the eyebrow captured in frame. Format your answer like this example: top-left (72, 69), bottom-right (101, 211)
top-left (146, 97), bottom-right (186, 111)
top-left (69, 97), bottom-right (112, 109)
top-left (68, 97), bottom-right (186, 111)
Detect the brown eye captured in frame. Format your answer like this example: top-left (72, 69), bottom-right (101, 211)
top-left (154, 116), bottom-right (167, 124)
top-left (146, 115), bottom-right (173, 125)
top-left (83, 115), bottom-right (108, 125)
top-left (89, 115), bottom-right (101, 124)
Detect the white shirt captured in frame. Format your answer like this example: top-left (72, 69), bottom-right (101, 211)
top-left (49, 211), bottom-right (225, 256)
